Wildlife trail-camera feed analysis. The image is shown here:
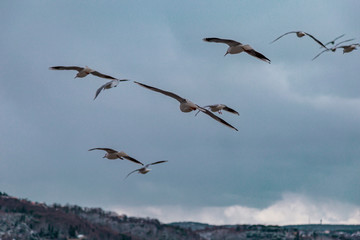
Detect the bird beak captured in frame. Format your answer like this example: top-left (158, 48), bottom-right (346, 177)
top-left (224, 52), bottom-right (229, 56)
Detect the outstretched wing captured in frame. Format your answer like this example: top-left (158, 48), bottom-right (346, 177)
top-left (123, 155), bottom-right (144, 166)
top-left (94, 81), bottom-right (112, 100)
top-left (270, 31), bottom-right (298, 44)
top-left (304, 32), bottom-right (327, 49)
top-left (148, 160), bottom-right (168, 167)
top-left (134, 81), bottom-right (185, 103)
top-left (124, 169), bottom-right (141, 180)
top-left (90, 71), bottom-right (117, 80)
top-left (312, 49), bottom-right (330, 61)
top-left (88, 148), bottom-right (117, 153)
top-left (223, 106), bottom-right (240, 115)
top-left (203, 38), bottom-right (241, 47)
top-left (334, 38), bottom-right (356, 48)
top-left (49, 66), bottom-right (83, 72)
top-left (243, 45), bottom-right (271, 63)
top-left (198, 106), bottom-right (238, 131)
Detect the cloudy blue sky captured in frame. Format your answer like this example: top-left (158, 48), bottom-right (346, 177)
top-left (1, 0), bottom-right (360, 225)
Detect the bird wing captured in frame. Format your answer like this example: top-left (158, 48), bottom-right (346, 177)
top-left (122, 155), bottom-right (144, 165)
top-left (88, 148), bottom-right (117, 153)
top-left (90, 71), bottom-right (117, 80)
top-left (94, 81), bottom-right (112, 100)
top-left (203, 38), bottom-right (241, 47)
top-left (134, 81), bottom-right (185, 103)
top-left (148, 160), bottom-right (168, 167)
top-left (49, 66), bottom-right (84, 72)
top-left (242, 45), bottom-right (271, 63)
top-left (312, 49), bottom-right (330, 61)
top-left (124, 168), bottom-right (141, 180)
top-left (223, 106), bottom-right (240, 115)
top-left (197, 106), bottom-right (238, 131)
top-left (334, 38), bottom-right (356, 48)
top-left (270, 31), bottom-right (298, 43)
top-left (303, 32), bottom-right (327, 48)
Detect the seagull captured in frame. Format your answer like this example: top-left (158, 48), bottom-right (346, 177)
top-left (124, 160), bottom-right (167, 179)
top-left (134, 81), bottom-right (238, 131)
top-left (195, 104), bottom-right (239, 116)
top-left (203, 37), bottom-right (271, 63)
top-left (88, 148), bottom-right (143, 165)
top-left (270, 31), bottom-right (327, 49)
top-left (337, 43), bottom-right (360, 53)
top-left (49, 66), bottom-right (118, 80)
top-left (94, 79), bottom-right (129, 100)
top-left (324, 34), bottom-right (345, 47)
top-left (312, 39), bottom-right (357, 60)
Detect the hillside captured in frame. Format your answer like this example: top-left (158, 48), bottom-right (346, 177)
top-left (0, 192), bottom-right (198, 240)
top-left (1, 192), bottom-right (360, 240)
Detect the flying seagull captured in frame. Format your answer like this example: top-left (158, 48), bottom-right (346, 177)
top-left (124, 160), bottom-right (167, 179)
top-left (88, 148), bottom-right (143, 165)
top-left (312, 39), bottom-right (356, 60)
top-left (270, 31), bottom-right (327, 49)
top-left (337, 43), bottom-right (360, 53)
top-left (94, 79), bottom-right (129, 100)
top-left (134, 81), bottom-right (238, 131)
top-left (195, 104), bottom-right (239, 116)
top-left (49, 66), bottom-right (118, 80)
top-left (324, 34), bottom-right (345, 47)
top-left (203, 37), bottom-right (271, 63)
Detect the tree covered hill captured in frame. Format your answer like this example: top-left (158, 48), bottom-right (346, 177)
top-left (1, 192), bottom-right (360, 240)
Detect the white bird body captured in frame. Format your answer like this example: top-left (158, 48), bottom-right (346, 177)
top-left (134, 81), bottom-right (238, 131)
top-left (296, 31), bottom-right (306, 37)
top-left (341, 44), bottom-right (359, 53)
top-left (88, 148), bottom-right (143, 165)
top-left (180, 99), bottom-right (198, 112)
top-left (203, 38), bottom-right (271, 63)
top-left (226, 44), bottom-right (246, 54)
top-left (138, 168), bottom-right (151, 174)
top-left (76, 66), bottom-right (93, 78)
top-left (93, 79), bottom-right (129, 100)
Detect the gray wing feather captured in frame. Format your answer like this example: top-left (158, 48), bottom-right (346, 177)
top-left (88, 148), bottom-right (117, 153)
top-left (198, 107), bottom-right (238, 131)
top-left (134, 81), bottom-right (185, 103)
top-left (334, 39), bottom-right (356, 48)
top-left (223, 106), bottom-right (240, 115)
top-left (148, 160), bottom-right (168, 166)
top-left (244, 48), bottom-right (271, 63)
top-left (123, 156), bottom-right (144, 165)
top-left (90, 71), bottom-right (117, 80)
top-left (270, 31), bottom-right (298, 43)
top-left (312, 49), bottom-right (330, 61)
top-left (94, 82), bottom-right (111, 100)
top-left (203, 38), bottom-right (241, 47)
top-left (304, 32), bottom-right (327, 48)
top-left (49, 66), bottom-right (84, 72)
top-left (124, 169), bottom-right (141, 180)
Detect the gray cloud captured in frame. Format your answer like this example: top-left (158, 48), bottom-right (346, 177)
top-left (0, 0), bottom-right (359, 224)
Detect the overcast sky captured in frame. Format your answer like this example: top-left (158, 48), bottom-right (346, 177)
top-left (1, 0), bottom-right (360, 225)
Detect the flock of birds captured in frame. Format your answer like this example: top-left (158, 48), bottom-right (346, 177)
top-left (49, 31), bottom-right (358, 179)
